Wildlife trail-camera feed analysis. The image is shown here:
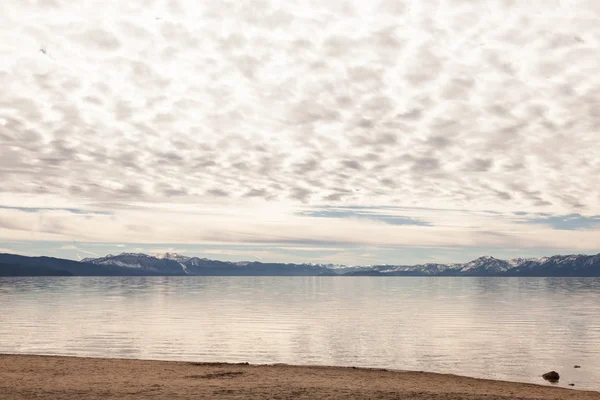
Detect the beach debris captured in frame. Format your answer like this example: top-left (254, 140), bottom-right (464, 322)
top-left (542, 371), bottom-right (560, 382)
top-left (187, 371), bottom-right (244, 379)
top-left (569, 383), bottom-right (575, 386)
top-left (574, 365), bottom-right (581, 368)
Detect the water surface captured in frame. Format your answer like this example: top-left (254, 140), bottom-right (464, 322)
top-left (1, 277), bottom-right (599, 390)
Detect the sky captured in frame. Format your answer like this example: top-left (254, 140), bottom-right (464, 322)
top-left (1, 0), bottom-right (600, 265)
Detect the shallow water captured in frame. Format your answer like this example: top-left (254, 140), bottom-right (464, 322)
top-left (1, 276), bottom-right (599, 390)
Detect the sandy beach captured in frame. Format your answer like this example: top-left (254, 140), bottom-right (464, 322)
top-left (1, 354), bottom-right (599, 399)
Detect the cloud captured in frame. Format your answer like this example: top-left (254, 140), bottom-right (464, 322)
top-left (1, 0), bottom-right (600, 261)
top-left (75, 29), bottom-right (122, 51)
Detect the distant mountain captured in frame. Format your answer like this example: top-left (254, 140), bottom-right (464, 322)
top-left (0, 262), bottom-right (73, 277)
top-left (1, 252), bottom-right (600, 277)
top-left (82, 252), bottom-right (334, 276)
top-left (0, 253), bottom-right (172, 276)
top-left (82, 253), bottom-right (188, 275)
top-left (355, 255), bottom-right (600, 277)
top-left (155, 252), bottom-right (191, 263)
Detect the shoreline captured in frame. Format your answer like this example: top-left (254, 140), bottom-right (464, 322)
top-left (1, 354), bottom-right (599, 399)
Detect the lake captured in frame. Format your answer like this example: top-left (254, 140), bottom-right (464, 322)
top-left (1, 277), bottom-right (599, 390)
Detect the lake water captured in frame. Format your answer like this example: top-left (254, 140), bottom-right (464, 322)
top-left (1, 277), bottom-right (599, 390)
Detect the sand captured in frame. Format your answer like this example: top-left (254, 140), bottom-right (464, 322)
top-left (1, 354), bottom-right (599, 400)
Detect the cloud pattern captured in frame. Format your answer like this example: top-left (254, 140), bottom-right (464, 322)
top-left (1, 0), bottom-right (600, 262)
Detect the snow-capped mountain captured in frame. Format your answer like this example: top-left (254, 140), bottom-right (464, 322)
top-left (155, 253), bottom-right (190, 262)
top-left (456, 256), bottom-right (512, 274)
top-left (73, 252), bottom-right (600, 276)
top-left (504, 253), bottom-right (600, 276)
top-left (82, 253), bottom-right (187, 274)
top-left (82, 252), bottom-right (334, 276)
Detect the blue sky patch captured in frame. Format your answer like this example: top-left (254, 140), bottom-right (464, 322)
top-left (519, 213), bottom-right (600, 230)
top-left (299, 209), bottom-right (432, 226)
top-left (0, 205), bottom-right (111, 215)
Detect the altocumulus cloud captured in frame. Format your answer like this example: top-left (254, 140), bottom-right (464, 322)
top-left (1, 0), bottom-right (600, 262)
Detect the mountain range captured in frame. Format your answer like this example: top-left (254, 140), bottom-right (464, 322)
top-left (1, 252), bottom-right (600, 277)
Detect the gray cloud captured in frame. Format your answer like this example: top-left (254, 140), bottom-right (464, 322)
top-left (465, 158), bottom-right (494, 173)
top-left (290, 187), bottom-right (311, 202)
top-left (341, 160), bottom-right (362, 170)
top-left (426, 135), bottom-right (452, 149)
top-left (411, 157), bottom-right (441, 172)
top-left (77, 29), bottom-right (122, 51)
top-left (245, 188), bottom-right (269, 198)
top-left (207, 189), bottom-right (228, 197)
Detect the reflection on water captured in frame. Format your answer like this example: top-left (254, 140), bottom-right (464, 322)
top-left (1, 277), bottom-right (599, 390)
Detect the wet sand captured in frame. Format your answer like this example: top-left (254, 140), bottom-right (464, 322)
top-left (1, 354), bottom-right (599, 400)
